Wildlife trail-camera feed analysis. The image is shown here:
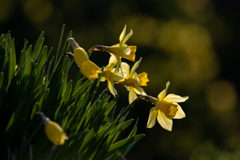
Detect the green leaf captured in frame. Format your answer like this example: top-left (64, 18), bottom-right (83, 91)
top-left (62, 80), bottom-right (72, 103)
top-left (32, 32), bottom-right (44, 61)
top-left (0, 72), bottom-right (4, 89)
top-left (128, 119), bottom-right (139, 137)
top-left (108, 134), bottom-right (145, 153)
top-left (104, 95), bottom-right (119, 115)
top-left (31, 102), bottom-right (39, 119)
top-left (18, 39), bottom-right (29, 70)
top-left (7, 37), bottom-right (16, 89)
top-left (54, 24), bottom-right (65, 67)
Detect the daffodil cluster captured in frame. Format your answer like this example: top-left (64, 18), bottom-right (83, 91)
top-left (65, 25), bottom-right (189, 132)
top-left (36, 25), bottom-right (188, 146)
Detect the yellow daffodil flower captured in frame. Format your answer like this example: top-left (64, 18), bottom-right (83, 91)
top-left (147, 82), bottom-right (188, 131)
top-left (88, 25), bottom-right (137, 74)
top-left (118, 58), bottom-right (149, 104)
top-left (36, 112), bottom-right (68, 146)
top-left (68, 38), bottom-right (102, 80)
top-left (101, 56), bottom-right (123, 96)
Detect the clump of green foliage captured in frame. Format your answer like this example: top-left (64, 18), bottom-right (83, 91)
top-left (0, 26), bottom-right (144, 160)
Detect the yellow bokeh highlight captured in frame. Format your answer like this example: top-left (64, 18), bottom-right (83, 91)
top-left (207, 80), bottom-right (237, 112)
top-left (157, 20), bottom-right (219, 88)
top-left (177, 0), bottom-right (215, 22)
top-left (0, 0), bottom-right (15, 22)
top-left (118, 14), bottom-right (219, 90)
top-left (22, 0), bottom-right (53, 24)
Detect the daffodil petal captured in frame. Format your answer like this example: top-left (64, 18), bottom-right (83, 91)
top-left (119, 25), bottom-right (126, 42)
top-left (114, 57), bottom-right (122, 74)
top-left (105, 55), bottom-right (117, 70)
top-left (80, 61), bottom-right (101, 80)
top-left (129, 87), bottom-right (137, 104)
top-left (122, 29), bottom-right (133, 45)
top-left (158, 81), bottom-right (170, 101)
top-left (108, 80), bottom-right (117, 97)
top-left (74, 48), bottom-right (89, 66)
top-left (130, 57), bottom-right (142, 77)
top-left (173, 105), bottom-right (186, 119)
top-left (45, 121), bottom-right (68, 145)
top-left (122, 46), bottom-right (136, 62)
top-left (125, 86), bottom-right (130, 91)
top-left (133, 86), bottom-right (146, 95)
top-left (147, 107), bottom-right (158, 128)
top-left (121, 62), bottom-right (130, 79)
top-left (101, 76), bottom-right (106, 82)
top-left (110, 44), bottom-right (120, 48)
top-left (164, 94), bottom-right (189, 103)
top-left (157, 110), bottom-right (173, 131)
top-left (111, 72), bottom-right (124, 81)
top-left (121, 45), bottom-right (131, 56)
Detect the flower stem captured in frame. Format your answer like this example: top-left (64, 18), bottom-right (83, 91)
top-left (136, 95), bottom-right (157, 105)
top-left (47, 145), bottom-right (56, 160)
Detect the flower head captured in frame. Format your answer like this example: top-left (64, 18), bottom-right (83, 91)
top-left (68, 38), bottom-right (101, 80)
top-left (147, 82), bottom-right (188, 131)
top-left (118, 57), bottom-right (149, 104)
top-left (101, 56), bottom-right (123, 96)
top-left (88, 25), bottom-right (136, 74)
top-left (36, 112), bottom-right (68, 146)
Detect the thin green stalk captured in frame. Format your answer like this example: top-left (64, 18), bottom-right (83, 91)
top-left (54, 24), bottom-right (65, 68)
top-left (47, 145), bottom-right (56, 160)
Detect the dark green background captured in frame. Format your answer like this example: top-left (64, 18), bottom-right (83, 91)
top-left (1, 0), bottom-right (240, 159)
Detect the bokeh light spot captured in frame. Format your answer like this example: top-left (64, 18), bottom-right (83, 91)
top-left (0, 0), bottom-right (15, 22)
top-left (23, 0), bottom-right (53, 24)
top-left (207, 80), bottom-right (237, 112)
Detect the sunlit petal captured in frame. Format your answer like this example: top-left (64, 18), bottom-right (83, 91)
top-left (80, 61), bottom-right (101, 80)
top-left (45, 121), bottom-right (68, 145)
top-left (129, 87), bottom-right (137, 104)
top-left (125, 86), bottom-right (131, 91)
top-left (108, 80), bottom-right (117, 97)
top-left (134, 86), bottom-right (146, 95)
top-left (111, 72), bottom-right (124, 81)
top-left (173, 105), bottom-right (186, 119)
top-left (157, 110), bottom-right (173, 131)
top-left (147, 107), bottom-right (158, 128)
top-left (73, 48), bottom-right (89, 67)
top-left (101, 76), bottom-right (106, 82)
top-left (121, 45), bottom-right (131, 56)
top-left (164, 94), bottom-right (189, 103)
top-left (119, 25), bottom-right (126, 42)
top-left (158, 81), bottom-right (170, 101)
top-left (121, 29), bottom-right (133, 45)
top-left (130, 57), bottom-right (142, 77)
top-left (121, 62), bottom-right (130, 78)
top-left (105, 55), bottom-right (117, 70)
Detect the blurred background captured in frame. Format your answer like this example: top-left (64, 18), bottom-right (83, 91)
top-left (1, 0), bottom-right (240, 159)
